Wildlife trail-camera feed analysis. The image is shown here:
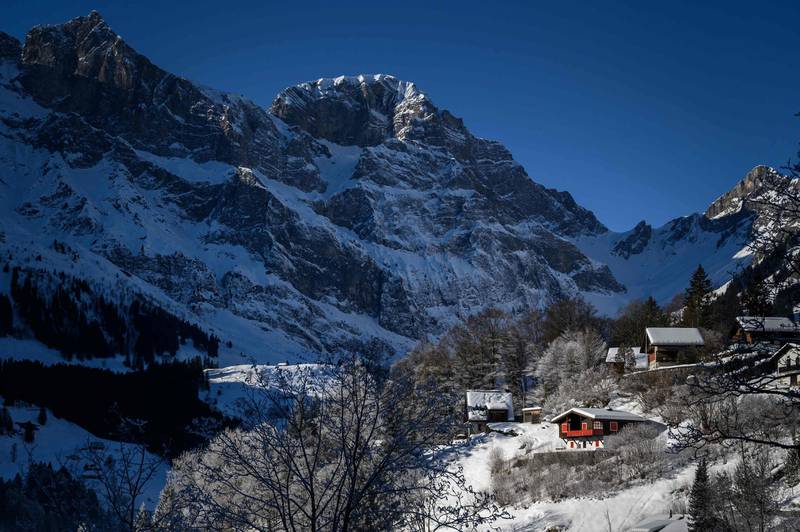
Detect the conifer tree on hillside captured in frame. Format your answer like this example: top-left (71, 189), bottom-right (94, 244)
top-left (688, 458), bottom-right (714, 532)
top-left (0, 407), bottom-right (12, 435)
top-left (683, 265), bottom-right (712, 328)
top-left (740, 274), bottom-right (772, 316)
top-left (613, 296), bottom-right (670, 348)
top-left (37, 406), bottom-right (47, 426)
top-left (0, 294), bottom-right (12, 336)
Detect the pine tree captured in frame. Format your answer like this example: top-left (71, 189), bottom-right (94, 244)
top-left (0, 294), bottom-right (12, 336)
top-left (643, 296), bottom-right (668, 327)
top-left (37, 406), bottom-right (47, 426)
top-left (688, 458), bottom-right (714, 532)
top-left (740, 275), bottom-right (771, 316)
top-left (683, 265), bottom-right (712, 328)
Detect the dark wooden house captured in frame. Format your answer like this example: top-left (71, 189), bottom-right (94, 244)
top-left (645, 327), bottom-right (704, 369)
top-left (550, 407), bottom-right (646, 449)
top-left (732, 316), bottom-right (800, 346)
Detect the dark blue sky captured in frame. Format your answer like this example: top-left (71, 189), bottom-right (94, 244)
top-left (4, 1), bottom-right (799, 231)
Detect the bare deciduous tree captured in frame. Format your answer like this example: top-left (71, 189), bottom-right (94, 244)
top-left (162, 356), bottom-right (507, 531)
top-left (74, 437), bottom-right (165, 531)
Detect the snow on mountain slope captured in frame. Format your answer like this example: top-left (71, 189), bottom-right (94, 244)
top-left (0, 12), bottom-right (782, 367)
top-left (576, 210), bottom-right (755, 314)
top-left (575, 165), bottom-right (790, 315)
top-left (0, 12), bottom-right (628, 365)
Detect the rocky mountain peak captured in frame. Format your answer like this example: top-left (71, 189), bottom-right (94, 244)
top-left (270, 74), bottom-right (441, 147)
top-left (269, 73), bottom-right (479, 157)
top-left (705, 165), bottom-right (781, 219)
top-left (21, 10), bottom-right (157, 96)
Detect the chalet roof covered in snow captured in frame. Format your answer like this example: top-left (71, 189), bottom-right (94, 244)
top-left (550, 407), bottom-right (646, 423)
top-left (465, 390), bottom-right (513, 422)
top-left (606, 347), bottom-right (647, 369)
top-left (645, 327), bottom-right (704, 346)
top-left (606, 347), bottom-right (642, 361)
top-left (736, 316), bottom-right (800, 333)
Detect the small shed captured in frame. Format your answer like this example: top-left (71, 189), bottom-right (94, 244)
top-left (465, 390), bottom-right (513, 433)
top-left (521, 406), bottom-right (542, 423)
top-left (605, 347), bottom-right (646, 374)
top-left (645, 327), bottom-right (704, 369)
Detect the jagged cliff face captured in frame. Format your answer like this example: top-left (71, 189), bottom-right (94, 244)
top-left (0, 13), bottom-right (631, 363)
top-left (574, 164), bottom-right (797, 312)
top-left (705, 165), bottom-right (780, 220)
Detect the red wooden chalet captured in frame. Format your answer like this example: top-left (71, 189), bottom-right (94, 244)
top-left (550, 407), bottom-right (646, 449)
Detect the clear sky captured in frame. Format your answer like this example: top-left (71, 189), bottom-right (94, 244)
top-left (4, 0), bottom-right (799, 231)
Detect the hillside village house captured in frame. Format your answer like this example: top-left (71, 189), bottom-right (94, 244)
top-left (767, 343), bottom-right (800, 389)
top-left (551, 407), bottom-right (646, 449)
top-left (645, 327), bottom-right (704, 369)
top-left (605, 347), bottom-right (646, 374)
top-left (732, 316), bottom-right (800, 346)
top-left (465, 390), bottom-right (514, 433)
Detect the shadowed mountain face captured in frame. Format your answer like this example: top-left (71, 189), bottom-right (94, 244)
top-left (0, 12), bottom-right (770, 362)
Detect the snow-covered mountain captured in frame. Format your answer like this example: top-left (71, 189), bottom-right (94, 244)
top-left (0, 12), bottom-right (776, 363)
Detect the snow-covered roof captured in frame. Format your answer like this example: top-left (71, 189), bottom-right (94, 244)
top-left (606, 347), bottom-right (648, 369)
top-left (646, 327), bottom-right (704, 346)
top-left (466, 390), bottom-right (513, 422)
top-left (606, 347), bottom-right (642, 363)
top-left (550, 407), bottom-right (646, 423)
top-left (770, 343), bottom-right (800, 362)
top-left (736, 316), bottom-right (800, 333)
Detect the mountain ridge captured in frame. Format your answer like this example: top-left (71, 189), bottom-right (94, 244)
top-left (0, 12), bottom-right (775, 363)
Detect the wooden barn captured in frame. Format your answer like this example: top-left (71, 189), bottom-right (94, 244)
top-left (550, 407), bottom-right (646, 449)
top-left (645, 327), bottom-right (704, 369)
top-left (732, 316), bottom-right (800, 346)
top-left (465, 390), bottom-right (513, 433)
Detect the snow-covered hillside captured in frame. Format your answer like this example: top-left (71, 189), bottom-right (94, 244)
top-left (0, 402), bottom-right (167, 508)
top-left (448, 422), bottom-right (694, 531)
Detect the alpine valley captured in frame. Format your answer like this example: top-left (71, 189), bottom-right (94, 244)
top-left (0, 12), bottom-right (778, 366)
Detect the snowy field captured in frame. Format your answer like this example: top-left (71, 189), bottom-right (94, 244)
top-left (204, 362), bottom-right (330, 416)
top-left (447, 422), bottom-right (693, 531)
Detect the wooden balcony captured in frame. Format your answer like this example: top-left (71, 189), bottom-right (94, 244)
top-left (560, 428), bottom-right (603, 438)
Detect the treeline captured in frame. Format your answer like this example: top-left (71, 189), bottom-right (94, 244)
top-left (0, 463), bottom-right (112, 532)
top-left (395, 264), bottom-right (784, 416)
top-left (0, 358), bottom-right (225, 456)
top-left (6, 267), bottom-right (220, 367)
top-left (393, 299), bottom-right (609, 413)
